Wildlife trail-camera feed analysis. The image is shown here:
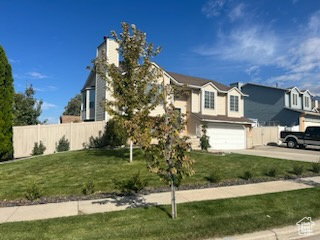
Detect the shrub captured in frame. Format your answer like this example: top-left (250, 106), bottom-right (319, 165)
top-left (113, 171), bottom-right (148, 194)
top-left (242, 170), bottom-right (253, 180)
top-left (312, 162), bottom-right (320, 173)
top-left (56, 135), bottom-right (70, 152)
top-left (82, 180), bottom-right (95, 195)
top-left (105, 119), bottom-right (128, 148)
top-left (207, 168), bottom-right (223, 183)
top-left (292, 165), bottom-right (304, 176)
top-left (199, 124), bottom-right (210, 151)
top-left (31, 141), bottom-right (46, 156)
top-left (25, 181), bottom-right (42, 201)
top-left (266, 168), bottom-right (277, 177)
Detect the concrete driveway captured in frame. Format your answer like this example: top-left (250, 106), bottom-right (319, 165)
top-left (231, 145), bottom-right (320, 162)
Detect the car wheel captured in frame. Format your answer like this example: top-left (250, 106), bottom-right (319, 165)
top-left (287, 139), bottom-right (297, 148)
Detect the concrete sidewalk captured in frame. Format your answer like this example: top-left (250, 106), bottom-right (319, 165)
top-left (1, 177), bottom-right (319, 224)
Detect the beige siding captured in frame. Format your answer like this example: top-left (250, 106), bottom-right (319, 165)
top-left (217, 94), bottom-right (227, 115)
top-left (13, 121), bottom-right (106, 158)
top-left (191, 90), bottom-right (200, 113)
top-left (107, 39), bottom-right (119, 67)
top-left (186, 113), bottom-right (201, 136)
top-left (227, 89), bottom-right (244, 118)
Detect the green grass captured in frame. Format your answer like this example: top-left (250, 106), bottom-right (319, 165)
top-left (1, 187), bottom-right (320, 240)
top-left (0, 149), bottom-right (317, 201)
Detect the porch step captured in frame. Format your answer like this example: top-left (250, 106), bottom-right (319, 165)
top-left (187, 136), bottom-right (201, 150)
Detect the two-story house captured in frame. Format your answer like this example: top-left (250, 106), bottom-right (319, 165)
top-left (81, 37), bottom-right (253, 150)
top-left (232, 82), bottom-right (320, 131)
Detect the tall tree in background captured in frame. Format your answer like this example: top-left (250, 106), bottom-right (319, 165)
top-left (13, 85), bottom-right (43, 126)
top-left (0, 45), bottom-right (14, 161)
top-left (95, 22), bottom-right (161, 162)
top-left (63, 94), bottom-right (81, 116)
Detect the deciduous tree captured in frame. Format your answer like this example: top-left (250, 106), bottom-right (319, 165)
top-left (95, 22), bottom-right (161, 162)
top-left (63, 94), bottom-right (81, 116)
top-left (13, 85), bottom-right (43, 126)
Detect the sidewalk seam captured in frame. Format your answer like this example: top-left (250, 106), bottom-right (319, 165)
top-left (5, 206), bottom-right (19, 223)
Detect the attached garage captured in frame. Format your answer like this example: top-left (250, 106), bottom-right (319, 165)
top-left (207, 123), bottom-right (246, 150)
top-left (303, 115), bottom-right (320, 129)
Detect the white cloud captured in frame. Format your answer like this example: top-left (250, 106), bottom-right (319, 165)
top-left (195, 25), bottom-right (278, 65)
top-left (42, 102), bottom-right (57, 110)
top-left (9, 58), bottom-right (19, 63)
top-left (27, 71), bottom-right (49, 79)
top-left (202, 0), bottom-right (226, 18)
top-left (228, 3), bottom-right (245, 22)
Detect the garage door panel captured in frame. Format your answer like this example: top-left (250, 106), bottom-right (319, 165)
top-left (207, 123), bottom-right (246, 150)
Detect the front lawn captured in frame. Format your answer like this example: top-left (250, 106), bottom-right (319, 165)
top-left (1, 187), bottom-right (320, 240)
top-left (0, 148), bottom-right (317, 201)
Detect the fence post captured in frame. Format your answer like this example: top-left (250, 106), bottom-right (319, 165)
top-left (70, 122), bottom-right (73, 151)
top-left (37, 124), bottom-right (41, 144)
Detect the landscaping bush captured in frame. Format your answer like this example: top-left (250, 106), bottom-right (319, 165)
top-left (31, 141), bottom-right (46, 156)
top-left (56, 135), bottom-right (70, 152)
top-left (207, 168), bottom-right (223, 183)
top-left (242, 170), bottom-right (253, 180)
top-left (113, 171), bottom-right (148, 194)
top-left (311, 162), bottom-right (320, 173)
top-left (25, 181), bottom-right (42, 201)
top-left (266, 168), bottom-right (277, 177)
top-left (292, 165), bottom-right (304, 176)
top-left (105, 119), bottom-right (128, 148)
top-left (82, 180), bottom-right (95, 195)
top-left (199, 124), bottom-right (210, 151)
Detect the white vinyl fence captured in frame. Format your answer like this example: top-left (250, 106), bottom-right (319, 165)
top-left (251, 126), bottom-right (285, 146)
top-left (13, 121), bottom-right (106, 158)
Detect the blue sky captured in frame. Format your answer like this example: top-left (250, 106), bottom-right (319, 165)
top-left (1, 0), bottom-right (320, 123)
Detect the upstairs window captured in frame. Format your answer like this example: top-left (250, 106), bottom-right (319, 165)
top-left (204, 91), bottom-right (214, 109)
top-left (292, 93), bottom-right (298, 106)
top-left (304, 96), bottom-right (310, 108)
top-left (230, 95), bottom-right (239, 112)
top-left (89, 89), bottom-right (95, 109)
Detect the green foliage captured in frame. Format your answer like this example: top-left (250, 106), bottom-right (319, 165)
top-left (207, 168), bottom-right (222, 183)
top-left (105, 119), bottom-right (128, 148)
top-left (82, 180), bottom-right (95, 195)
top-left (266, 168), bottom-right (277, 177)
top-left (242, 170), bottom-right (253, 180)
top-left (0, 45), bottom-right (14, 161)
top-left (292, 165), bottom-right (304, 175)
top-left (63, 94), bottom-right (81, 116)
top-left (31, 141), bottom-right (46, 156)
top-left (94, 22), bottom-right (162, 148)
top-left (113, 171), bottom-right (148, 194)
top-left (13, 85), bottom-right (44, 126)
top-left (85, 119), bottom-right (128, 149)
top-left (312, 162), bottom-right (320, 173)
top-left (56, 136), bottom-right (70, 152)
top-left (25, 181), bottom-right (42, 201)
top-left (200, 124), bottom-right (210, 151)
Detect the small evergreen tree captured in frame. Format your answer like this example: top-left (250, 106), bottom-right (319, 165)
top-left (63, 94), bottom-right (81, 116)
top-left (200, 124), bottom-right (211, 151)
top-left (0, 45), bottom-right (14, 161)
top-left (56, 136), bottom-right (70, 152)
top-left (31, 141), bottom-right (46, 156)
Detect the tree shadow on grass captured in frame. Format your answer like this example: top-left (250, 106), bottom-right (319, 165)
top-left (91, 194), bottom-right (172, 218)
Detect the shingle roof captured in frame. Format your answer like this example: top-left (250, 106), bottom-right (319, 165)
top-left (192, 113), bottom-right (253, 124)
top-left (167, 72), bottom-right (231, 91)
top-left (81, 71), bottom-right (96, 91)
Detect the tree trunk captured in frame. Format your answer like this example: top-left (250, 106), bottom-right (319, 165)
top-left (171, 179), bottom-right (177, 219)
top-left (129, 140), bottom-right (133, 163)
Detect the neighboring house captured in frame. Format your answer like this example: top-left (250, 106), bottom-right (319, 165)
top-left (81, 37), bottom-right (253, 150)
top-left (60, 115), bottom-right (81, 124)
top-left (232, 82), bottom-right (320, 131)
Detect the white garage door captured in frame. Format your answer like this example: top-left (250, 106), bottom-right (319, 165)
top-left (304, 118), bottom-right (320, 130)
top-left (207, 123), bottom-right (246, 150)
